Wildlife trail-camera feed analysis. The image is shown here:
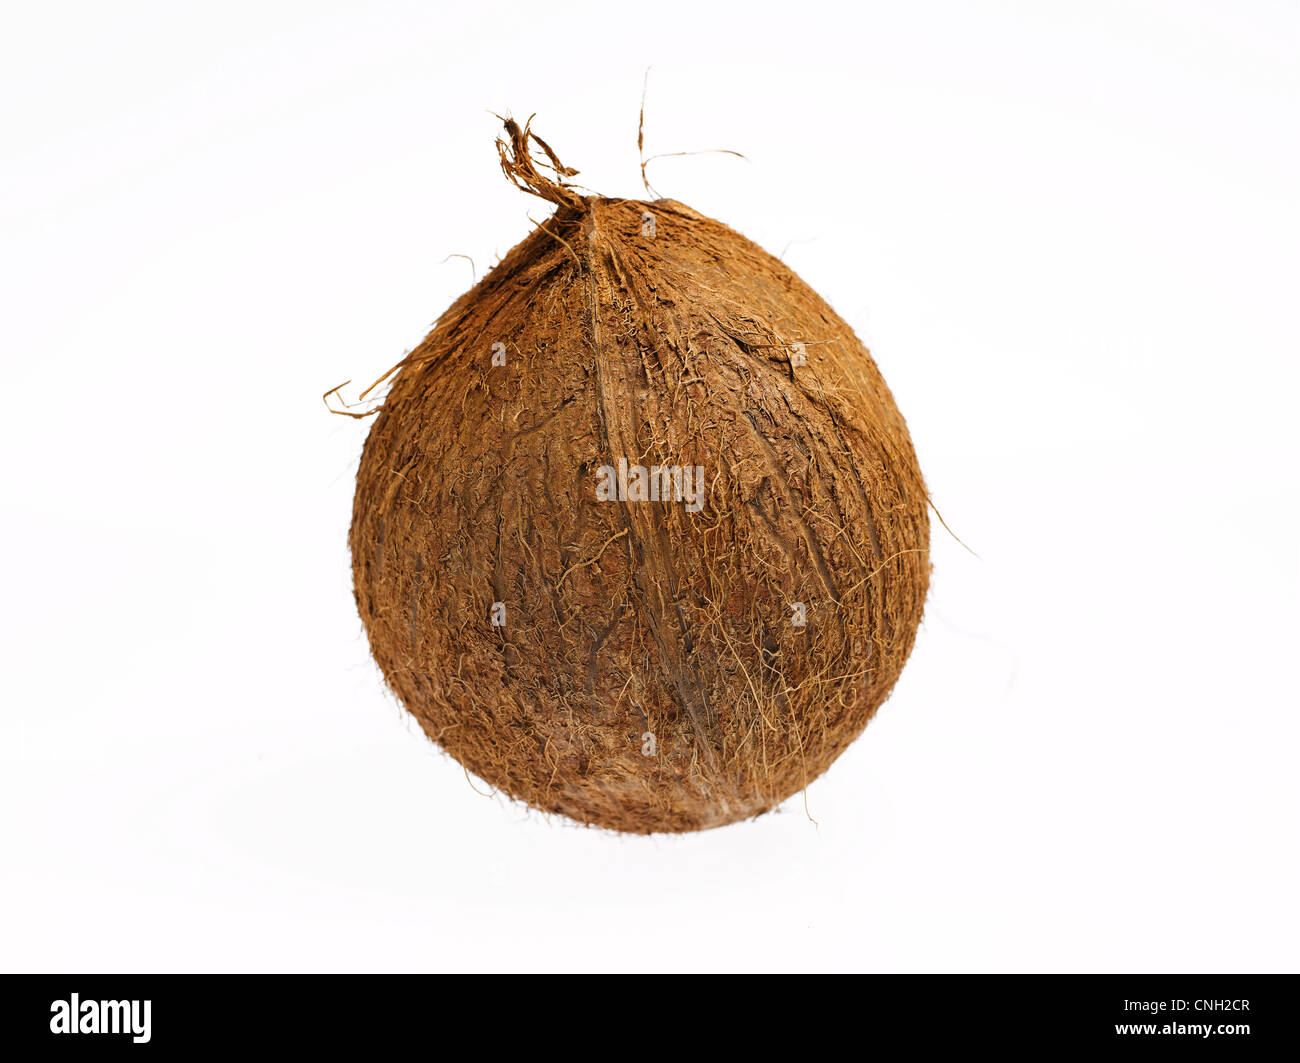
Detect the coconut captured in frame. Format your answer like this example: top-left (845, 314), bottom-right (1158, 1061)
top-left (350, 118), bottom-right (930, 833)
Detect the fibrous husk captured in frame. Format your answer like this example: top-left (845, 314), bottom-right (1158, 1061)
top-left (350, 118), bottom-right (930, 833)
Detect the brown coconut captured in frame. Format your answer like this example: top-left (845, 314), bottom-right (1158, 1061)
top-left (349, 118), bottom-right (930, 834)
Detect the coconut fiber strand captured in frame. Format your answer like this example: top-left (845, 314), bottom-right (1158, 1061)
top-left (350, 118), bottom-right (930, 834)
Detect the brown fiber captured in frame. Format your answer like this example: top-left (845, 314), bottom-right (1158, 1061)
top-left (349, 118), bottom-right (931, 833)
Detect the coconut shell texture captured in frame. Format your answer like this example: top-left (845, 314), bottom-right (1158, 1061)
top-left (350, 121), bottom-right (930, 833)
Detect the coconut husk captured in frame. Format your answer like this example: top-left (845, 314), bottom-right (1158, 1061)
top-left (350, 118), bottom-right (930, 833)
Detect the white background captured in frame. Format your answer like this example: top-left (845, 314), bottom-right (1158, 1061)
top-left (2, 0), bottom-right (1297, 973)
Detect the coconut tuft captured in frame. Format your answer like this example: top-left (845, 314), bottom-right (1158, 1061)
top-left (349, 119), bottom-right (931, 833)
